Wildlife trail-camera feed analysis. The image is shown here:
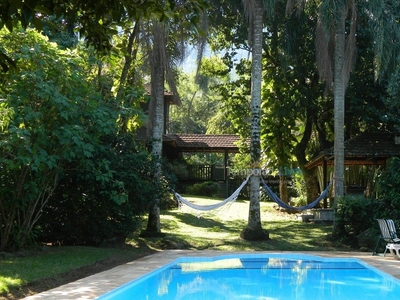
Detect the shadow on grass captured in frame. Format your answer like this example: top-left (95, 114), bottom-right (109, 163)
top-left (141, 207), bottom-right (340, 252)
top-left (263, 221), bottom-right (337, 251)
top-left (0, 240), bottom-right (157, 299)
top-left (162, 210), bottom-right (233, 231)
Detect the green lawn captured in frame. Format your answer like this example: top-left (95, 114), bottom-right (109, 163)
top-left (0, 246), bottom-right (151, 296)
top-left (151, 196), bottom-right (337, 251)
top-left (0, 196), bottom-right (345, 297)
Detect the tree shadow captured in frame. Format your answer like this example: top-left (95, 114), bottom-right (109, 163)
top-left (162, 210), bottom-right (233, 231)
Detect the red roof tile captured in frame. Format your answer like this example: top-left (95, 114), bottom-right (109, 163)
top-left (164, 134), bottom-right (247, 152)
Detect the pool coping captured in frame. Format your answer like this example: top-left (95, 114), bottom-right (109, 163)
top-left (23, 250), bottom-right (400, 299)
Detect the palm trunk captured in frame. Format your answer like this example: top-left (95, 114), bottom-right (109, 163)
top-left (333, 5), bottom-right (346, 199)
top-left (331, 3), bottom-right (347, 236)
top-left (145, 22), bottom-right (166, 235)
top-left (241, 0), bottom-right (268, 241)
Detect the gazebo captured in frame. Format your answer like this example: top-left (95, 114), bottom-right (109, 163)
top-left (163, 134), bottom-right (247, 197)
top-left (163, 133), bottom-right (244, 180)
top-left (305, 132), bottom-right (400, 196)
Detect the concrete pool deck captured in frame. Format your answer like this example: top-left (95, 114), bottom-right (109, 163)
top-left (23, 250), bottom-right (400, 300)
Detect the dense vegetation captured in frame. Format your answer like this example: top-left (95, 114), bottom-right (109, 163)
top-left (1, 0), bottom-right (400, 252)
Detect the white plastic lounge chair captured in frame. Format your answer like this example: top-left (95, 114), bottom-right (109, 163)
top-left (373, 219), bottom-right (400, 256)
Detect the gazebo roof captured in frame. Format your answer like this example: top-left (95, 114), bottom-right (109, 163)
top-left (164, 134), bottom-right (245, 153)
top-left (306, 132), bottom-right (400, 169)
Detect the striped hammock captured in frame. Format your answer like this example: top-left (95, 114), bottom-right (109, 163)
top-left (174, 175), bottom-right (251, 211)
top-left (261, 177), bottom-right (332, 211)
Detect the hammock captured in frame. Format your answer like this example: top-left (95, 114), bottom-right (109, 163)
top-left (261, 177), bottom-right (332, 211)
top-left (174, 175), bottom-right (250, 211)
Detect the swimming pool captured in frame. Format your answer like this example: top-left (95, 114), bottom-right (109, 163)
top-left (97, 253), bottom-right (400, 299)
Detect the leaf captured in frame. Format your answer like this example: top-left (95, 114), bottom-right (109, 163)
top-left (34, 6), bottom-right (53, 15)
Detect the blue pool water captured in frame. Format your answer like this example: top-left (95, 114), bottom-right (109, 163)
top-left (97, 253), bottom-right (400, 299)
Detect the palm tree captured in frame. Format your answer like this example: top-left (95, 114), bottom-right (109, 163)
top-left (287, 0), bottom-right (400, 198)
top-left (143, 1), bottom-right (205, 234)
top-left (145, 21), bottom-right (167, 234)
top-left (316, 0), bottom-right (355, 198)
top-left (240, 0), bottom-right (269, 240)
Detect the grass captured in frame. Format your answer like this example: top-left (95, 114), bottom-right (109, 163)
top-left (149, 196), bottom-right (337, 251)
top-left (0, 196), bottom-right (348, 298)
top-left (0, 246), bottom-right (149, 295)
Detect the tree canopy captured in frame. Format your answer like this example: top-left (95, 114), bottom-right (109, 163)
top-left (0, 0), bottom-right (207, 71)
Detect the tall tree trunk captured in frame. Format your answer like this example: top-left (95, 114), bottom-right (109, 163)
top-left (279, 176), bottom-right (289, 204)
top-left (241, 0), bottom-right (268, 241)
top-left (295, 107), bottom-right (320, 204)
top-left (145, 22), bottom-right (166, 235)
top-left (118, 21), bottom-right (140, 134)
top-left (333, 4), bottom-right (346, 199)
top-left (331, 3), bottom-right (347, 236)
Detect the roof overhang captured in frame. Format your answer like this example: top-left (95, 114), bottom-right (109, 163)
top-left (163, 134), bottom-right (247, 154)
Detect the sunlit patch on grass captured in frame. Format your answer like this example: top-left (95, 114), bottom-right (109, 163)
top-left (0, 277), bottom-right (23, 294)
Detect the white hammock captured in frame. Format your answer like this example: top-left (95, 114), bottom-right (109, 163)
top-left (174, 175), bottom-right (251, 211)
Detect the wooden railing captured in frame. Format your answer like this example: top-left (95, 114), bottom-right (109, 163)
top-left (185, 165), bottom-right (226, 181)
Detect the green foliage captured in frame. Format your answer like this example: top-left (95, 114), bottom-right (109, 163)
top-left (330, 159), bottom-right (400, 248)
top-left (186, 181), bottom-right (220, 197)
top-left (331, 195), bottom-right (376, 245)
top-left (212, 58), bottom-right (251, 137)
top-left (383, 58), bottom-right (400, 131)
top-left (40, 16), bottom-right (78, 49)
top-left (375, 157), bottom-right (400, 223)
top-left (183, 152), bottom-right (225, 165)
top-left (37, 135), bottom-right (164, 246)
top-left (290, 174), bottom-right (307, 206)
top-left (260, 1), bottom-right (324, 173)
top-left (0, 29), bottom-right (114, 250)
top-left (0, 0), bottom-right (208, 71)
top-left (171, 70), bottom-right (222, 134)
top-left (0, 28), bottom-right (158, 251)
top-left (165, 159), bottom-right (189, 181)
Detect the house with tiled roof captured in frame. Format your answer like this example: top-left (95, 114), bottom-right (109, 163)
top-left (136, 88), bottom-right (246, 196)
top-left (163, 134), bottom-right (247, 192)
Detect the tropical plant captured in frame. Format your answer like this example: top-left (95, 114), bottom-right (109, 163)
top-left (239, 0), bottom-right (270, 241)
top-left (143, 1), bottom-right (208, 235)
top-left (383, 57), bottom-right (400, 131)
top-left (37, 135), bottom-right (162, 246)
top-left (0, 0), bottom-right (188, 71)
top-left (0, 29), bottom-right (120, 250)
top-left (375, 157), bottom-right (400, 223)
top-left (287, 0), bottom-right (400, 199)
top-left (331, 195), bottom-right (376, 246)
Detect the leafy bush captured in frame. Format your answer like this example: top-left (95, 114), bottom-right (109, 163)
top-left (186, 181), bottom-right (220, 197)
top-left (375, 157), bottom-right (400, 224)
top-left (37, 135), bottom-right (168, 246)
top-left (331, 158), bottom-right (400, 249)
top-left (331, 195), bottom-right (377, 246)
top-left (0, 29), bottom-right (118, 250)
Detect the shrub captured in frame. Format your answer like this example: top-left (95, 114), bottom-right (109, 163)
top-left (37, 135), bottom-right (169, 246)
top-left (331, 158), bottom-right (400, 249)
top-left (375, 157), bottom-right (400, 224)
top-left (186, 181), bottom-right (220, 197)
top-left (331, 195), bottom-right (377, 246)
